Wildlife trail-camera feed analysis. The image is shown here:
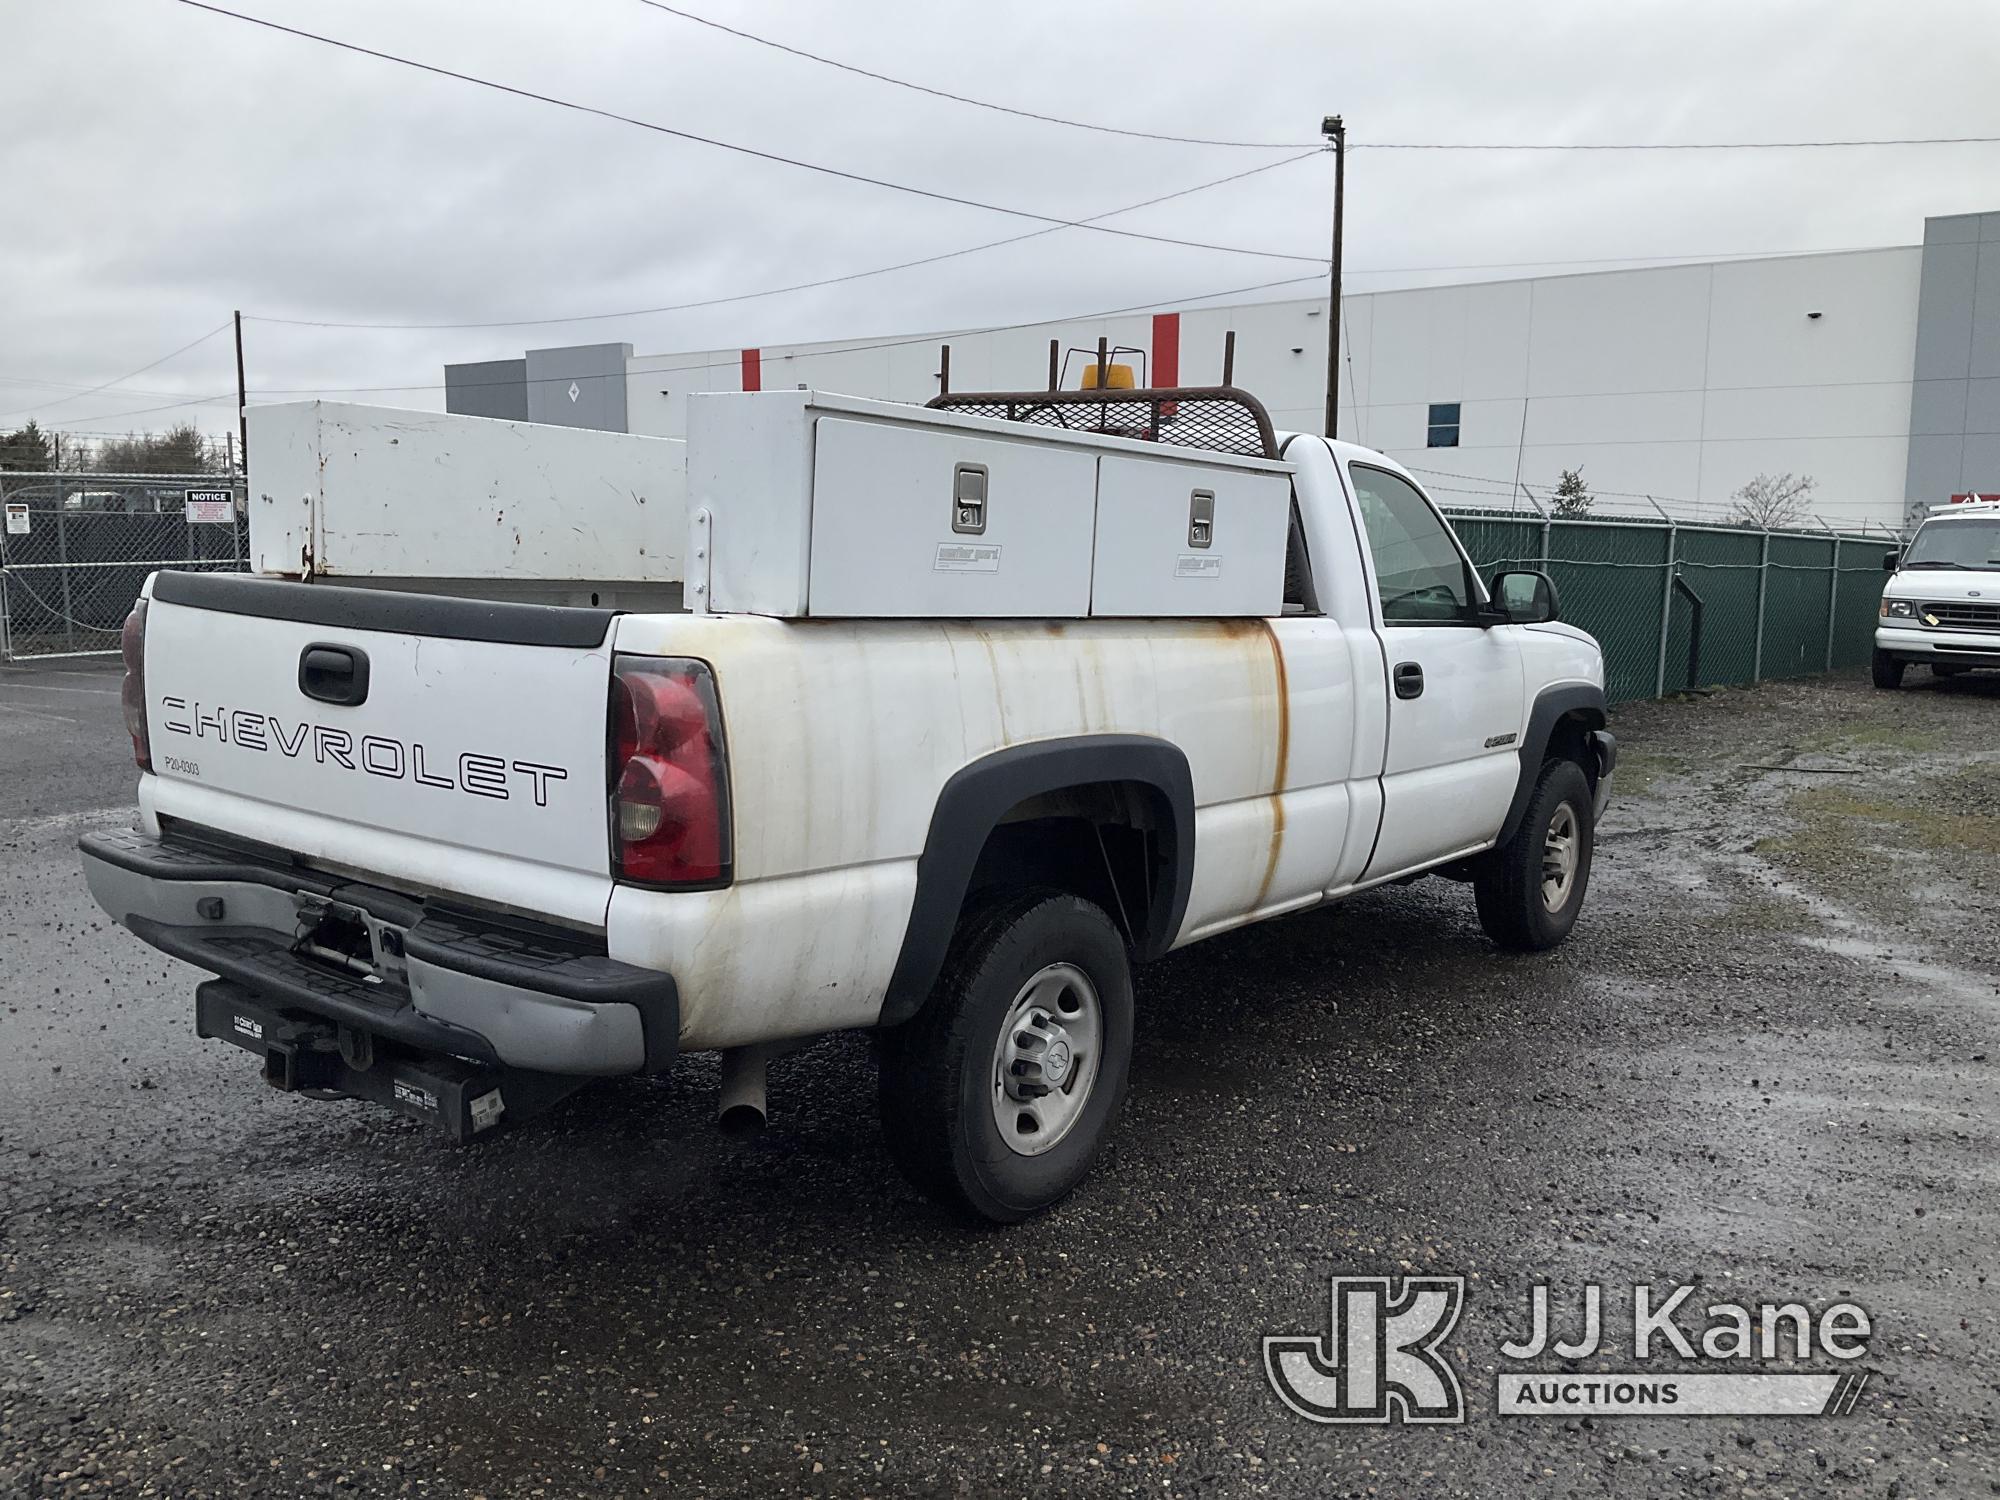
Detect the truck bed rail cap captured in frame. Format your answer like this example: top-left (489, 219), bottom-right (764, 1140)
top-left (151, 570), bottom-right (615, 648)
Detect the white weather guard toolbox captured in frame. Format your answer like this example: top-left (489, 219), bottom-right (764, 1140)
top-left (686, 389), bottom-right (1294, 619)
top-left (246, 401), bottom-right (687, 586)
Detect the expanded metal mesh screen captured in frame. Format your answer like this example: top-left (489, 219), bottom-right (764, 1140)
top-left (927, 387), bottom-right (1278, 459)
top-left (0, 472), bottom-right (247, 659)
top-left (1448, 509), bottom-right (1889, 704)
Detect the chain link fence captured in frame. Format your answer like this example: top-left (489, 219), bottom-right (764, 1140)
top-left (0, 465), bottom-right (1895, 697)
top-left (0, 471), bottom-right (247, 660)
top-left (1446, 509), bottom-right (1896, 704)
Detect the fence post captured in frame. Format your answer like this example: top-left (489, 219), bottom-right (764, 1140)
top-left (1648, 497), bottom-right (1677, 698)
top-left (1522, 485), bottom-right (1551, 566)
top-left (1752, 529), bottom-right (1771, 681)
top-left (55, 494), bottom-right (77, 654)
top-left (1823, 533), bottom-right (1842, 672)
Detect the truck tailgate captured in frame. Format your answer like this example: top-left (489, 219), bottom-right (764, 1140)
top-left (139, 572), bottom-right (616, 924)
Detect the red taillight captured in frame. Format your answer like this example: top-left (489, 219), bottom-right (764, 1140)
top-left (608, 656), bottom-right (730, 886)
top-left (121, 597), bottom-right (150, 772)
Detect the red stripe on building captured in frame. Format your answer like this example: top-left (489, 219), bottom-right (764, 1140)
top-left (1151, 313), bottom-right (1180, 388)
top-left (740, 348), bottom-right (762, 392)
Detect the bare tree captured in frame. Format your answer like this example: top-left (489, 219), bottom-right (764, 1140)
top-left (93, 422), bottom-right (225, 476)
top-left (1549, 466), bottom-right (1594, 518)
top-left (1730, 472), bottom-right (1818, 529)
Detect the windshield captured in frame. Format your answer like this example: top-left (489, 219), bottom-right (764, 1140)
top-left (1902, 517), bottom-right (2000, 569)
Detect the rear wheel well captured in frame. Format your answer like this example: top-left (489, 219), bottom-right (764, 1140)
top-left (960, 781), bottom-right (1174, 955)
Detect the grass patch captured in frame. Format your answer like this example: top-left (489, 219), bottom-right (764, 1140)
top-left (1617, 751), bottom-right (1692, 797)
top-left (1799, 724), bottom-right (1943, 754)
top-left (1790, 785), bottom-right (2000, 855)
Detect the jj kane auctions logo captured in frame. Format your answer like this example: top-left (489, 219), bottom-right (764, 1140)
top-left (1265, 1278), bottom-right (1873, 1423)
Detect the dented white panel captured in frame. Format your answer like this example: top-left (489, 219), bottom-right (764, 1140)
top-left (246, 401), bottom-right (686, 583)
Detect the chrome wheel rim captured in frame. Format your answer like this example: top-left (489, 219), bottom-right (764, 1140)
top-left (1540, 802), bottom-right (1580, 913)
top-left (990, 962), bottom-right (1102, 1157)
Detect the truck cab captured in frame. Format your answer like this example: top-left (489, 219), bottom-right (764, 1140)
top-left (1874, 499), bottom-right (2000, 687)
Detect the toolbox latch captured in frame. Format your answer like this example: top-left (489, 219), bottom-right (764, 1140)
top-left (1188, 488), bottom-right (1215, 549)
top-left (951, 462), bottom-right (988, 535)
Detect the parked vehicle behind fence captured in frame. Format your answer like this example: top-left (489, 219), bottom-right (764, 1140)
top-left (1873, 498), bottom-right (2000, 687)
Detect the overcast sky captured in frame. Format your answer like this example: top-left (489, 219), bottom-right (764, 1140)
top-left (3, 0), bottom-right (1997, 441)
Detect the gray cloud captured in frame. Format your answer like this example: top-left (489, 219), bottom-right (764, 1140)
top-left (3, 0), bottom-right (1995, 438)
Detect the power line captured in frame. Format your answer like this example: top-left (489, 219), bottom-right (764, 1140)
top-left (248, 150), bottom-right (1324, 331)
top-left (0, 373), bottom-right (200, 400)
top-left (250, 241), bottom-right (1904, 340)
top-left (1353, 135), bottom-right (2000, 151)
top-left (251, 235), bottom-right (1905, 336)
top-left (247, 272), bottom-right (1326, 399)
top-left (171, 0), bottom-right (1325, 268)
top-left (0, 323), bottom-right (231, 425)
top-left (631, 4), bottom-right (2000, 156)
top-left (45, 390), bottom-right (238, 432)
top-left (631, 0), bottom-right (1315, 151)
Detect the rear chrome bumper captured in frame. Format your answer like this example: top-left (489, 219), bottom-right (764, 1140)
top-left (79, 827), bottom-right (676, 1078)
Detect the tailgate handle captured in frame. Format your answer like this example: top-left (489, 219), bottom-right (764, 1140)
top-left (299, 643), bottom-right (370, 707)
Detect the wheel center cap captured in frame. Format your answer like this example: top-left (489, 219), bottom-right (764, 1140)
top-left (1042, 1038), bottom-right (1073, 1084)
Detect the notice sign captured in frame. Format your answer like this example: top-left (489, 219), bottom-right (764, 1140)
top-left (4, 502), bottom-right (28, 535)
top-left (185, 489), bottom-right (234, 523)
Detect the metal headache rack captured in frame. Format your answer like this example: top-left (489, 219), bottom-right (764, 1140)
top-left (926, 386), bottom-right (1280, 461)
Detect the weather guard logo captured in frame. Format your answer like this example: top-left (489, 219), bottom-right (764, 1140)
top-left (1263, 1276), bottom-right (1466, 1424)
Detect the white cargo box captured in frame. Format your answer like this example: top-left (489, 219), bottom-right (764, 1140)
top-left (247, 402), bottom-right (687, 606)
top-left (687, 390), bottom-right (1293, 619)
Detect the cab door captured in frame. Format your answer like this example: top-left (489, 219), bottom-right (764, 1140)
top-left (1345, 462), bottom-right (1524, 878)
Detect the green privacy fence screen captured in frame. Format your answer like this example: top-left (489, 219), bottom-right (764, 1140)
top-left (1445, 512), bottom-right (1893, 705)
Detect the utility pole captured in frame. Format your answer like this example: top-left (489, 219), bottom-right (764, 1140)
top-left (1321, 114), bottom-right (1346, 440)
top-left (233, 309), bottom-right (248, 477)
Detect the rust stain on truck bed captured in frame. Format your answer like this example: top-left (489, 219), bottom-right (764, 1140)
top-left (1253, 620), bottom-right (1290, 908)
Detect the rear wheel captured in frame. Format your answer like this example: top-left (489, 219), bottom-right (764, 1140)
top-left (1872, 650), bottom-right (1906, 690)
top-left (1474, 759), bottom-right (1594, 952)
top-left (878, 890), bottom-right (1133, 1223)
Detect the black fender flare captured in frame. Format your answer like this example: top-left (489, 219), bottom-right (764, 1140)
top-left (878, 735), bottom-right (1196, 1027)
top-left (1496, 684), bottom-right (1609, 847)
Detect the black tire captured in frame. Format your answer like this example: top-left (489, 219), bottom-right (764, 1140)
top-left (1872, 650), bottom-right (1906, 690)
top-left (1473, 759), bottom-right (1594, 953)
top-left (878, 890), bottom-right (1134, 1223)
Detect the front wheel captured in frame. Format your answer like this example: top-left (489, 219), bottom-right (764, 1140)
top-left (1474, 759), bottom-right (1595, 952)
top-left (878, 891), bottom-right (1134, 1223)
top-left (1872, 650), bottom-right (1906, 690)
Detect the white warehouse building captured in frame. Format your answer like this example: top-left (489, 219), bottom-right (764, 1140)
top-left (447, 209), bottom-right (2000, 531)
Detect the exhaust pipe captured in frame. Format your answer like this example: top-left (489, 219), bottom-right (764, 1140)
top-left (717, 1045), bottom-right (771, 1137)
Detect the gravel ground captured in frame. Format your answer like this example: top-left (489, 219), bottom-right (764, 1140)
top-left (2, 658), bottom-right (1997, 1498)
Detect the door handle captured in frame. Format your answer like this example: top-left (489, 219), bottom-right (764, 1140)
top-left (298, 643), bottom-right (370, 706)
top-left (1393, 661), bottom-right (1424, 700)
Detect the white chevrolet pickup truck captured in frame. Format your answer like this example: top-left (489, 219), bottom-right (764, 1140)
top-left (81, 385), bottom-right (1614, 1221)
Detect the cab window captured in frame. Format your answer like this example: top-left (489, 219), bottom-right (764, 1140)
top-left (1348, 464), bottom-right (1475, 622)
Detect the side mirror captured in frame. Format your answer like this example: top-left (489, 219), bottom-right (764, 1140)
top-left (1882, 550), bottom-right (1901, 572)
top-left (1487, 569), bottom-right (1560, 625)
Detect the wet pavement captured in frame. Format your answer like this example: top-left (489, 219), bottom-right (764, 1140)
top-left (3, 658), bottom-right (1997, 1497)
